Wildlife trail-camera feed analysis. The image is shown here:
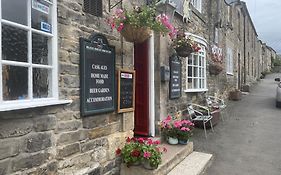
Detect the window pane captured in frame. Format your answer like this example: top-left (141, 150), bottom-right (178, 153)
top-left (2, 0), bottom-right (28, 25)
top-left (32, 0), bottom-right (52, 33)
top-left (2, 65), bottom-right (28, 101)
top-left (193, 79), bottom-right (198, 89)
top-left (194, 67), bottom-right (198, 77)
top-left (33, 68), bottom-right (51, 98)
top-left (194, 55), bottom-right (198, 65)
top-left (2, 25), bottom-right (28, 62)
top-left (32, 33), bottom-right (51, 65)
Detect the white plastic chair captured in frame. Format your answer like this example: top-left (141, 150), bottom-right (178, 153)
top-left (185, 103), bottom-right (214, 138)
top-left (206, 96), bottom-right (226, 121)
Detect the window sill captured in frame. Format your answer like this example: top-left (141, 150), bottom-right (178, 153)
top-left (0, 99), bottom-right (72, 112)
top-left (184, 89), bottom-right (208, 93)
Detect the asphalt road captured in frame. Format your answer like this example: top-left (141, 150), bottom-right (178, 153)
top-left (192, 73), bottom-right (281, 175)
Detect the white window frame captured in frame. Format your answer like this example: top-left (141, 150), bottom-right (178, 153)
top-left (191, 0), bottom-right (202, 13)
top-left (226, 48), bottom-right (233, 75)
top-left (184, 33), bottom-right (208, 93)
top-left (0, 0), bottom-right (71, 111)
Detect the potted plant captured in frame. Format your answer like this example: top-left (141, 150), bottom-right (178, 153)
top-left (115, 137), bottom-right (142, 167)
top-left (229, 89), bottom-right (242, 101)
top-left (107, 3), bottom-right (176, 43)
top-left (159, 115), bottom-right (179, 144)
top-left (141, 139), bottom-right (167, 170)
top-left (172, 29), bottom-right (201, 57)
top-left (116, 137), bottom-right (167, 169)
top-left (175, 120), bottom-right (194, 144)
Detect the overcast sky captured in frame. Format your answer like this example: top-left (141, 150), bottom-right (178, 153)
top-left (242, 0), bottom-right (281, 54)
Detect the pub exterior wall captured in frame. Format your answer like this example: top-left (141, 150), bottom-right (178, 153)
top-left (0, 0), bottom-right (136, 175)
top-left (0, 0), bottom-right (278, 175)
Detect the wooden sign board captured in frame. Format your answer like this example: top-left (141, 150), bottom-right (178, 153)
top-left (80, 34), bottom-right (116, 116)
top-left (118, 69), bottom-right (135, 113)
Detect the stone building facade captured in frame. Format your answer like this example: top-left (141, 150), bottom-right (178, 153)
top-left (0, 0), bottom-right (278, 175)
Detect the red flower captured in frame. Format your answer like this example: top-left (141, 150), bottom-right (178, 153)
top-left (138, 138), bottom-right (144, 144)
top-left (116, 148), bottom-right (121, 155)
top-left (126, 137), bottom-right (131, 143)
top-left (131, 149), bottom-right (141, 157)
top-left (153, 140), bottom-right (160, 145)
top-left (147, 139), bottom-right (153, 145)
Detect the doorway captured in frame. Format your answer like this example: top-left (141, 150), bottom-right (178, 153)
top-left (133, 36), bottom-right (155, 136)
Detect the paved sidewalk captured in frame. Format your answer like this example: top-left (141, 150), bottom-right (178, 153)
top-left (191, 73), bottom-right (281, 175)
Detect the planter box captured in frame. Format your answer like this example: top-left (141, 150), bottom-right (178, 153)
top-left (229, 90), bottom-right (242, 101)
top-left (194, 110), bottom-right (220, 129)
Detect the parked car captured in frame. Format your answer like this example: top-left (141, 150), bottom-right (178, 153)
top-left (276, 82), bottom-right (281, 108)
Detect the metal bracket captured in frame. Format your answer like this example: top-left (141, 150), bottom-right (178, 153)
top-left (109, 0), bottom-right (123, 11)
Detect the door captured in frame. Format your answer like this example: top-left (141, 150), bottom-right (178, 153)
top-left (134, 41), bottom-right (149, 136)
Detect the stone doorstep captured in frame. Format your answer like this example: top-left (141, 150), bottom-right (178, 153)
top-left (167, 152), bottom-right (213, 175)
top-left (120, 142), bottom-right (193, 175)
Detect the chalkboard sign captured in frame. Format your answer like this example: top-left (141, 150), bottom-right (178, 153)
top-left (118, 69), bottom-right (135, 113)
top-left (80, 34), bottom-right (116, 116)
top-left (169, 56), bottom-right (182, 99)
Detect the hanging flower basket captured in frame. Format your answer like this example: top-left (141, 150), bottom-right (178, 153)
top-left (175, 45), bottom-right (193, 57)
top-left (209, 62), bottom-right (223, 75)
top-left (120, 24), bottom-right (152, 43)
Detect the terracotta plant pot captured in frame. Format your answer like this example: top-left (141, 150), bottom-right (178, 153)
top-left (120, 24), bottom-right (151, 43)
top-left (209, 62), bottom-right (223, 75)
top-left (175, 45), bottom-right (193, 57)
top-left (229, 90), bottom-right (242, 101)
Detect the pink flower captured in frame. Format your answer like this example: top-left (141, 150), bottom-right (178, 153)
top-left (180, 127), bottom-right (190, 131)
top-left (138, 138), bottom-right (144, 144)
top-left (174, 121), bottom-right (182, 128)
top-left (115, 8), bottom-right (124, 16)
top-left (166, 115), bottom-right (172, 121)
top-left (117, 23), bottom-right (124, 32)
top-left (143, 151), bottom-right (151, 158)
top-left (163, 147), bottom-right (167, 153)
top-left (153, 140), bottom-right (160, 145)
top-left (147, 139), bottom-right (153, 145)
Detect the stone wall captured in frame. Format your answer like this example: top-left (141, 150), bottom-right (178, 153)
top-left (0, 0), bottom-right (136, 174)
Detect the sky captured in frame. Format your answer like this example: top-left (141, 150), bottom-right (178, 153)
top-left (242, 0), bottom-right (281, 54)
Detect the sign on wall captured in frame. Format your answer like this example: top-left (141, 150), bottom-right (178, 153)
top-left (169, 56), bottom-right (182, 99)
top-left (80, 34), bottom-right (116, 116)
top-left (118, 69), bottom-right (135, 113)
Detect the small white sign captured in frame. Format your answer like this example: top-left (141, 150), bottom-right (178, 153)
top-left (32, 0), bottom-right (49, 14)
top-left (41, 22), bottom-right (51, 33)
top-left (121, 73), bottom-right (132, 79)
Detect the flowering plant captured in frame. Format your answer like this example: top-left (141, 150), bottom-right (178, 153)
top-left (172, 30), bottom-right (201, 54)
top-left (175, 119), bottom-right (194, 141)
top-left (116, 137), bottom-right (167, 168)
top-left (159, 116), bottom-right (194, 141)
top-left (107, 3), bottom-right (176, 38)
top-left (159, 115), bottom-right (178, 138)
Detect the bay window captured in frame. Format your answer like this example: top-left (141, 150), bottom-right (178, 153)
top-left (185, 45), bottom-right (207, 92)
